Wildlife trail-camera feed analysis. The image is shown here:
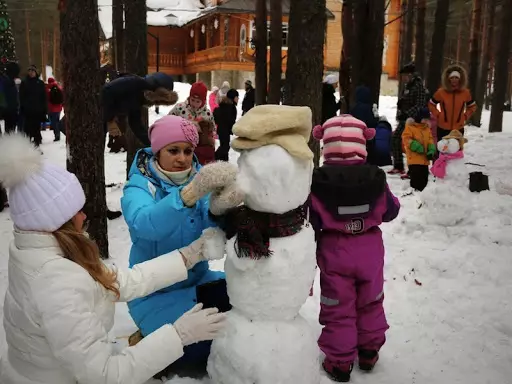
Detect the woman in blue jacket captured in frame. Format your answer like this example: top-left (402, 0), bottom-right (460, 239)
top-left (121, 115), bottom-right (240, 373)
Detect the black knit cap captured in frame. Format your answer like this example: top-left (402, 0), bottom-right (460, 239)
top-left (227, 88), bottom-right (239, 100)
top-left (399, 62), bottom-right (416, 74)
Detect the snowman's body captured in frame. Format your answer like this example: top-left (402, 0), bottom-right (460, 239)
top-left (207, 145), bottom-right (321, 384)
top-left (420, 138), bottom-right (474, 226)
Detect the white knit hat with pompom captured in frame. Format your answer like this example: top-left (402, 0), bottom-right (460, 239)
top-left (0, 134), bottom-right (85, 232)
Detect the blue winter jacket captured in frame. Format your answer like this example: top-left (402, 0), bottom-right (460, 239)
top-left (122, 148), bottom-right (226, 337)
top-left (350, 86), bottom-right (379, 128)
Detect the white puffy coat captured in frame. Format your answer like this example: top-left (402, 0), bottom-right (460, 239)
top-left (0, 230), bottom-right (189, 384)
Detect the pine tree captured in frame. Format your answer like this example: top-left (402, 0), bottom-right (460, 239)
top-left (0, 0), bottom-right (17, 65)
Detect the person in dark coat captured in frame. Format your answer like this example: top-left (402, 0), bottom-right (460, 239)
top-left (322, 74), bottom-right (340, 124)
top-left (0, 61), bottom-right (20, 134)
top-left (350, 85), bottom-right (380, 164)
top-left (372, 117), bottom-right (393, 166)
top-left (241, 80), bottom-right (255, 116)
top-left (101, 72), bottom-right (178, 146)
top-left (389, 63), bottom-right (429, 175)
top-left (19, 65), bottom-right (47, 148)
top-left (214, 89), bottom-right (238, 162)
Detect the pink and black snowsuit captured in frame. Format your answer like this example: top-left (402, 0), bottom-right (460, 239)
top-left (310, 163), bottom-right (400, 364)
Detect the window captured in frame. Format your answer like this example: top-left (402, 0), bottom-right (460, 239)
top-left (250, 21), bottom-right (289, 49)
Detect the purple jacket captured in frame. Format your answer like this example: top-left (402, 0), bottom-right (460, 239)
top-left (309, 164), bottom-right (400, 236)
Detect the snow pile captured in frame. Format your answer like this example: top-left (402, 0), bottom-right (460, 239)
top-left (98, 0), bottom-right (205, 40)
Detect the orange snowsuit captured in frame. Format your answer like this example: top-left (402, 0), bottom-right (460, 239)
top-left (428, 65), bottom-right (477, 131)
top-left (402, 119), bottom-right (435, 166)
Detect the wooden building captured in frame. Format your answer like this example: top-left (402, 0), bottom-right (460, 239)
top-left (141, 0), bottom-right (401, 89)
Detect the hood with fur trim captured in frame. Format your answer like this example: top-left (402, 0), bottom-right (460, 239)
top-left (442, 64), bottom-right (468, 91)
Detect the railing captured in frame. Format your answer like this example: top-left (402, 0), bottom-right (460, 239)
top-left (186, 46), bottom-right (243, 66)
top-left (148, 53), bottom-right (184, 69)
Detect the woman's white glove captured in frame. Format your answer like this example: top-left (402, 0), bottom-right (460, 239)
top-left (173, 303), bottom-right (226, 346)
top-left (209, 181), bottom-right (245, 216)
top-left (180, 162), bottom-right (238, 207)
top-left (179, 228), bottom-right (226, 269)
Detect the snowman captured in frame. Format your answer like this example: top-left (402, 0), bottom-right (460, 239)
top-left (420, 130), bottom-right (474, 226)
top-left (206, 105), bottom-right (321, 384)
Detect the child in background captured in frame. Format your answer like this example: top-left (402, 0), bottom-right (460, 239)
top-left (310, 115), bottom-right (400, 382)
top-left (402, 108), bottom-right (436, 191)
top-left (194, 119), bottom-right (216, 165)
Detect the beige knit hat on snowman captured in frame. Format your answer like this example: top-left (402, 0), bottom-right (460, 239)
top-left (443, 130), bottom-right (468, 150)
top-left (230, 105), bottom-right (314, 160)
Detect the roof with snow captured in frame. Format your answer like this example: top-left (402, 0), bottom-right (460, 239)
top-left (203, 0), bottom-right (335, 18)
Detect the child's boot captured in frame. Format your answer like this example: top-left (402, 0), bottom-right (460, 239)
top-left (358, 349), bottom-right (379, 371)
top-left (323, 359), bottom-right (353, 382)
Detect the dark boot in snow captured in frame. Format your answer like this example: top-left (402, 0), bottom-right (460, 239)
top-left (107, 209), bottom-right (122, 220)
top-left (358, 349), bottom-right (379, 371)
top-left (323, 359), bottom-right (353, 382)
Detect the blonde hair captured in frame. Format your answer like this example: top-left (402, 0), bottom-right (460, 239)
top-left (53, 221), bottom-right (120, 298)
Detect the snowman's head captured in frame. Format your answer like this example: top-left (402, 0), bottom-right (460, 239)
top-left (237, 145), bottom-right (313, 214)
top-left (437, 138), bottom-right (460, 154)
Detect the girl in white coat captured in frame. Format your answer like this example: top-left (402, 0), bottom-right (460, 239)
top-left (0, 134), bottom-right (227, 384)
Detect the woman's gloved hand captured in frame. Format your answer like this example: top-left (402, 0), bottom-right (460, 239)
top-left (209, 181), bottom-right (244, 216)
top-left (180, 162), bottom-right (238, 207)
top-left (179, 228), bottom-right (227, 269)
top-left (173, 303), bottom-right (226, 346)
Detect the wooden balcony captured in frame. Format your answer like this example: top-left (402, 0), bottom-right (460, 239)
top-left (148, 46), bottom-right (257, 75)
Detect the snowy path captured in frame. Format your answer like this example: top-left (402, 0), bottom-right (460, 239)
top-left (1, 94), bottom-right (511, 383)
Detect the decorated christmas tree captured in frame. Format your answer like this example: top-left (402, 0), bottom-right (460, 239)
top-left (0, 0), bottom-right (17, 66)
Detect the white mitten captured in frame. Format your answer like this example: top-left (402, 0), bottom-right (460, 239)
top-left (209, 181), bottom-right (245, 216)
top-left (173, 304), bottom-right (226, 346)
top-left (179, 236), bottom-right (204, 269)
top-left (181, 162), bottom-right (238, 207)
top-left (202, 227), bottom-right (227, 261)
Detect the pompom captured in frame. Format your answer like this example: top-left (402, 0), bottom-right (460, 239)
top-left (364, 127), bottom-right (376, 140)
top-left (312, 125), bottom-right (324, 141)
top-left (0, 134), bottom-right (43, 188)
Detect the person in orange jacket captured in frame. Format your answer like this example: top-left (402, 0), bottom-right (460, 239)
top-left (402, 108), bottom-right (435, 191)
top-left (428, 64), bottom-right (476, 142)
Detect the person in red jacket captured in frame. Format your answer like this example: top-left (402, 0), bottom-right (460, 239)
top-left (46, 77), bottom-right (64, 142)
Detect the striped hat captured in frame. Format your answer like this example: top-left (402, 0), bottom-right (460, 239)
top-left (313, 114), bottom-right (375, 164)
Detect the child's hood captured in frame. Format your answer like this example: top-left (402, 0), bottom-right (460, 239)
top-left (311, 164), bottom-right (386, 211)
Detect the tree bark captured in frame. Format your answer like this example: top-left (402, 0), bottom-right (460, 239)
top-left (414, 0), bottom-right (427, 77)
top-left (472, 0), bottom-right (496, 126)
top-left (403, 0), bottom-right (415, 64)
top-left (488, 1), bottom-right (512, 133)
top-left (426, 0), bottom-right (450, 92)
top-left (468, 0), bottom-right (482, 97)
top-left (339, 0), bottom-right (353, 112)
top-left (255, 0), bottom-right (268, 105)
top-left (268, 0), bottom-right (282, 104)
top-left (124, 0), bottom-right (147, 178)
top-left (368, 0), bottom-right (386, 105)
top-left (284, 0), bottom-right (327, 167)
top-left (397, 0), bottom-right (408, 94)
top-left (112, 0), bottom-right (125, 71)
top-left (60, 0), bottom-right (109, 258)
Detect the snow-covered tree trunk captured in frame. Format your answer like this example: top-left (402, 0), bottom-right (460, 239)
top-left (488, 2), bottom-right (512, 133)
top-left (268, 0), bottom-right (282, 105)
top-left (426, 0), bottom-right (450, 92)
top-left (284, 0), bottom-right (327, 167)
top-left (255, 0), bottom-right (268, 105)
top-left (60, 0), bottom-right (109, 258)
top-left (124, 0), bottom-right (147, 178)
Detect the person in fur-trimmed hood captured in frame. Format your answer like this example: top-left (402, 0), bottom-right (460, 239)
top-left (310, 115), bottom-right (400, 383)
top-left (102, 72), bottom-right (179, 146)
top-left (428, 64), bottom-right (476, 141)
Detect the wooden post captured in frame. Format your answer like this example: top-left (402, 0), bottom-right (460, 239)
top-left (194, 23), bottom-right (199, 51)
top-left (53, 24), bottom-right (58, 75)
top-left (220, 15), bottom-right (225, 46)
top-left (206, 18), bottom-right (211, 49)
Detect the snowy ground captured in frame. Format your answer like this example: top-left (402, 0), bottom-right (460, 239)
top-left (1, 88), bottom-right (512, 383)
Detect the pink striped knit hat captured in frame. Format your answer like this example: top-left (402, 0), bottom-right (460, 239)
top-left (313, 114), bottom-right (375, 164)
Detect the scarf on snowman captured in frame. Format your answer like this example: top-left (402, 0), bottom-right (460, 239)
top-left (224, 205), bottom-right (307, 259)
top-left (431, 150), bottom-right (464, 179)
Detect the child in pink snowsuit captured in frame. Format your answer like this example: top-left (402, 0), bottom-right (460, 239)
top-left (310, 115), bottom-right (400, 382)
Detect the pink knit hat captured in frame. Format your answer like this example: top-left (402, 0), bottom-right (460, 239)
top-left (149, 115), bottom-right (199, 153)
top-left (313, 114), bottom-right (375, 164)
